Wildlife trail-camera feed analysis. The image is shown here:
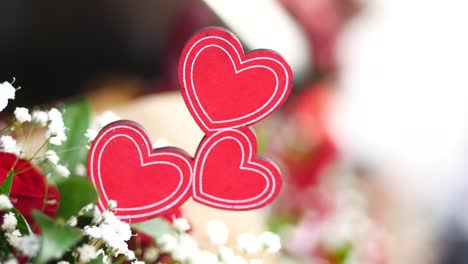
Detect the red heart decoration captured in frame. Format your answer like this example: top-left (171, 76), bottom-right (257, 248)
top-left (87, 121), bottom-right (193, 222)
top-left (179, 27), bottom-right (293, 132)
top-left (193, 127), bottom-right (282, 210)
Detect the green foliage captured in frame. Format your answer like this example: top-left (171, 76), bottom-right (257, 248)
top-left (56, 176), bottom-right (98, 221)
top-left (0, 170), bottom-right (14, 195)
top-left (9, 208), bottom-right (31, 235)
top-left (32, 211), bottom-right (82, 263)
top-left (48, 100), bottom-right (91, 183)
top-left (132, 218), bottom-right (176, 241)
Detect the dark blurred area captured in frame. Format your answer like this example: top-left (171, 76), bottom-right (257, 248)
top-left (0, 0), bottom-right (216, 106)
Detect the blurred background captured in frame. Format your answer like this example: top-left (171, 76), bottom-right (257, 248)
top-left (2, 0), bottom-right (468, 263)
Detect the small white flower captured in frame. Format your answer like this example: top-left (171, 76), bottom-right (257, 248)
top-left (158, 233), bottom-right (177, 252)
top-left (173, 218), bottom-right (191, 232)
top-left (57, 261), bottom-right (70, 264)
top-left (75, 163), bottom-right (87, 176)
top-left (5, 229), bottom-right (21, 246)
top-left (14, 107), bottom-right (31, 123)
top-left (95, 111), bottom-right (120, 130)
top-left (47, 108), bottom-right (67, 146)
top-left (45, 150), bottom-right (60, 165)
top-left (250, 259), bottom-right (263, 264)
top-left (193, 250), bottom-right (218, 264)
top-left (143, 246), bottom-right (159, 262)
top-left (4, 258), bottom-right (18, 264)
top-left (55, 164), bottom-right (70, 177)
top-left (77, 244), bottom-right (97, 262)
top-left (16, 234), bottom-right (40, 257)
top-left (2, 212), bottom-right (17, 232)
top-left (85, 129), bottom-right (98, 142)
top-left (172, 233), bottom-right (199, 262)
top-left (0, 135), bottom-right (20, 156)
top-left (67, 216), bottom-right (77, 227)
top-left (259, 231), bottom-right (281, 254)
top-left (32, 110), bottom-right (49, 126)
top-left (206, 219), bottom-right (229, 245)
top-left (153, 138), bottom-right (170, 149)
top-left (131, 261), bottom-right (144, 264)
top-left (218, 246), bottom-right (235, 262)
top-left (84, 225), bottom-right (102, 239)
top-left (0, 194), bottom-right (13, 210)
top-left (237, 233), bottom-right (261, 255)
top-left (126, 251), bottom-right (136, 260)
top-left (108, 200), bottom-right (117, 209)
top-left (0, 81), bottom-right (16, 112)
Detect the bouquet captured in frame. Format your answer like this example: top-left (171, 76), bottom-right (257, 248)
top-left (0, 80), bottom-right (281, 264)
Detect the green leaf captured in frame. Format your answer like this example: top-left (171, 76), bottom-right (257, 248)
top-left (132, 218), bottom-right (176, 241)
top-left (32, 211), bottom-right (82, 262)
top-left (1, 170), bottom-right (14, 195)
top-left (9, 208), bottom-right (31, 235)
top-left (56, 176), bottom-right (97, 220)
top-left (89, 253), bottom-right (105, 264)
top-left (49, 100), bottom-right (91, 182)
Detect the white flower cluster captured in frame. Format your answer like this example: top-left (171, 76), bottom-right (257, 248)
top-left (157, 218), bottom-right (281, 264)
top-left (0, 81), bottom-right (16, 112)
top-left (85, 111), bottom-right (120, 142)
top-left (83, 210), bottom-right (134, 258)
top-left (1, 209), bottom-right (40, 258)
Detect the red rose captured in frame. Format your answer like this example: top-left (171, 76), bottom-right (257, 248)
top-left (0, 152), bottom-right (59, 226)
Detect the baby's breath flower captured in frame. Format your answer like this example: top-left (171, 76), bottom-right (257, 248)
top-left (218, 246), bottom-right (235, 262)
top-left (108, 200), bottom-right (117, 209)
top-left (125, 251), bottom-right (136, 260)
top-left (57, 261), bottom-right (70, 264)
top-left (2, 212), bottom-right (17, 232)
top-left (85, 129), bottom-right (98, 142)
top-left (45, 150), bottom-right (60, 165)
top-left (16, 234), bottom-right (40, 257)
top-left (5, 229), bottom-right (21, 246)
top-left (194, 250), bottom-right (218, 264)
top-left (0, 135), bottom-right (20, 156)
top-left (47, 108), bottom-right (67, 146)
top-left (67, 216), bottom-right (77, 227)
top-left (259, 231), bottom-right (281, 254)
top-left (31, 110), bottom-right (48, 126)
top-left (131, 261), bottom-right (144, 264)
top-left (0, 81), bottom-right (16, 112)
top-left (206, 219), bottom-right (229, 245)
top-left (55, 164), bottom-right (70, 177)
top-left (75, 163), bottom-right (86, 176)
top-left (173, 218), bottom-right (191, 232)
top-left (0, 194), bottom-right (13, 210)
top-left (237, 233), bottom-right (261, 255)
top-left (172, 233), bottom-right (199, 262)
top-left (250, 259), bottom-right (264, 264)
top-left (158, 234), bottom-right (177, 252)
top-left (144, 247), bottom-right (159, 262)
top-left (77, 244), bottom-right (97, 262)
top-left (95, 111), bottom-right (120, 130)
top-left (4, 258), bottom-right (18, 264)
top-left (14, 107), bottom-right (31, 123)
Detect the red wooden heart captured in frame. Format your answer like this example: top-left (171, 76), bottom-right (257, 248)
top-left (87, 121), bottom-right (193, 222)
top-left (193, 127), bottom-right (282, 210)
top-left (179, 27), bottom-right (293, 132)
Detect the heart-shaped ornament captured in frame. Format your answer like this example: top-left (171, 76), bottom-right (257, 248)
top-left (193, 127), bottom-right (282, 210)
top-left (179, 27), bottom-right (293, 132)
top-left (87, 121), bottom-right (193, 222)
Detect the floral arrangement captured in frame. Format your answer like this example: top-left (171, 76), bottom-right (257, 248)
top-left (0, 80), bottom-right (281, 264)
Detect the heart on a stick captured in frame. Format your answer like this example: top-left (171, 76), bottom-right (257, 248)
top-left (87, 121), bottom-right (193, 222)
top-left (192, 127), bottom-right (282, 210)
top-left (179, 27), bottom-right (293, 132)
